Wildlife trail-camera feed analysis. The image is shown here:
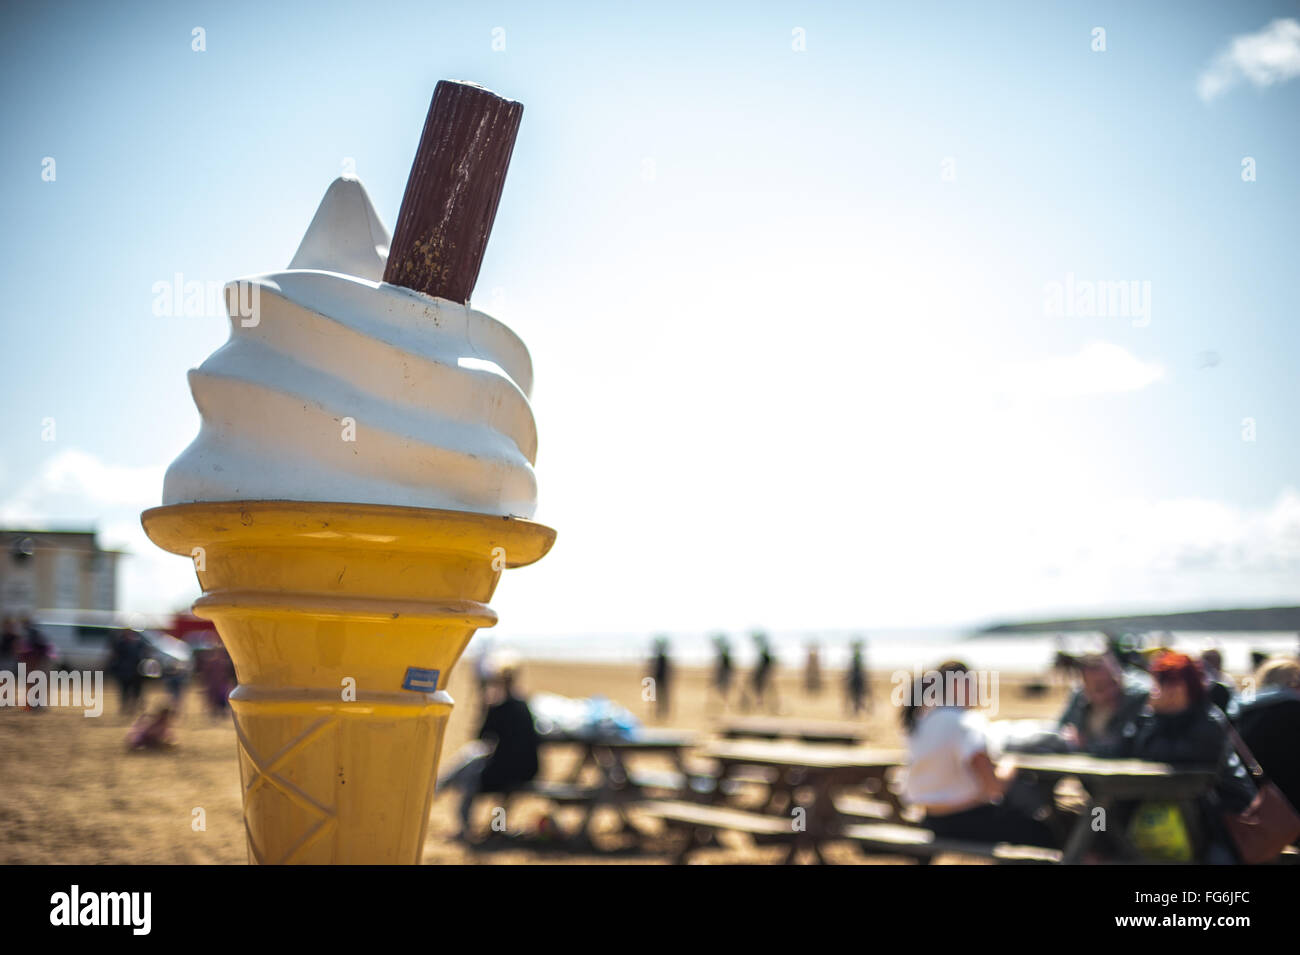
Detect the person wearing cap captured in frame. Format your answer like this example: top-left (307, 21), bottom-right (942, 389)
top-left (1057, 648), bottom-right (1150, 756)
top-left (1118, 651), bottom-right (1257, 863)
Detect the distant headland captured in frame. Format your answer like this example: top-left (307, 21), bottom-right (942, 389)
top-left (977, 606), bottom-right (1300, 634)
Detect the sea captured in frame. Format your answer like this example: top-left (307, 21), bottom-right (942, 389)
top-left (481, 628), bottom-right (1300, 676)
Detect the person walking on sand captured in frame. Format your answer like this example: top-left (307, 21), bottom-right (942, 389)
top-left (846, 639), bottom-right (869, 716)
top-left (17, 619), bottom-right (54, 711)
top-left (649, 635), bottom-right (672, 720)
top-left (0, 617), bottom-right (20, 675)
top-left (199, 639), bottom-right (235, 718)
top-left (804, 642), bottom-right (822, 697)
top-left (709, 634), bottom-right (734, 711)
top-left (163, 665), bottom-right (186, 712)
top-left (108, 629), bottom-right (146, 715)
top-left (741, 632), bottom-right (777, 713)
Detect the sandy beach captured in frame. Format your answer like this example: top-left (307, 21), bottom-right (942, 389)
top-left (0, 660), bottom-right (1069, 864)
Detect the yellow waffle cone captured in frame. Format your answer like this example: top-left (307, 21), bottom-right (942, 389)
top-left (142, 500), bottom-right (555, 864)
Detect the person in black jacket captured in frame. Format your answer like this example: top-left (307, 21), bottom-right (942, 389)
top-left (0, 617), bottom-right (20, 672)
top-left (1232, 657), bottom-right (1300, 824)
top-left (1118, 652), bottom-right (1256, 863)
top-left (476, 664), bottom-right (540, 793)
top-left (450, 659), bottom-right (540, 840)
top-left (1057, 650), bottom-right (1150, 756)
top-left (107, 629), bottom-right (146, 714)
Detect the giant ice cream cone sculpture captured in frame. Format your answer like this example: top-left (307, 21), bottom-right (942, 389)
top-left (143, 502), bottom-right (552, 863)
top-left (143, 82), bottom-right (554, 864)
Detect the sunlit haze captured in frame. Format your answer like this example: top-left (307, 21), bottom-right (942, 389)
top-left (4, 0), bottom-right (1299, 642)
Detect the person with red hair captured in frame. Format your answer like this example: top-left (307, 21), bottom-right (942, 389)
top-left (1150, 652), bottom-right (1208, 705)
top-left (1117, 651), bottom-right (1256, 862)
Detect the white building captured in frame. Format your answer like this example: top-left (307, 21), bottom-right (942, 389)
top-left (0, 529), bottom-right (121, 619)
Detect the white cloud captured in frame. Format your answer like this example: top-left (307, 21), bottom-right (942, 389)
top-left (1032, 490), bottom-right (1300, 576)
top-left (1198, 18), bottom-right (1300, 102)
top-left (0, 449), bottom-right (162, 522)
top-left (994, 342), bottom-right (1163, 398)
top-left (2, 446), bottom-right (1297, 636)
top-left (999, 489), bottom-right (1300, 617)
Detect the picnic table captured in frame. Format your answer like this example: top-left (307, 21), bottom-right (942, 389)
top-left (1006, 753), bottom-right (1216, 864)
top-left (531, 729), bottom-right (701, 844)
top-left (696, 740), bottom-right (906, 862)
top-left (717, 716), bottom-right (867, 745)
top-left (545, 728), bottom-right (699, 785)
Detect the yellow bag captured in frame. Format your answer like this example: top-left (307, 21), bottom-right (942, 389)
top-left (1128, 802), bottom-right (1193, 862)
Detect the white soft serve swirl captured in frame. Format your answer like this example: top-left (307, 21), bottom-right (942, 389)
top-left (161, 177), bottom-right (539, 518)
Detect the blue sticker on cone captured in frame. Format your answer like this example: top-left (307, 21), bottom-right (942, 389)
top-left (402, 667), bottom-right (441, 692)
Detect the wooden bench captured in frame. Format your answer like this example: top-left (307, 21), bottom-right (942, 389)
top-left (626, 768), bottom-right (718, 797)
top-left (470, 779), bottom-right (600, 807)
top-left (717, 717), bottom-right (867, 746)
top-left (832, 794), bottom-right (895, 822)
top-left (458, 780), bottom-right (605, 846)
top-left (520, 779), bottom-right (602, 803)
top-left (843, 822), bottom-right (1062, 864)
top-left (639, 799), bottom-right (801, 863)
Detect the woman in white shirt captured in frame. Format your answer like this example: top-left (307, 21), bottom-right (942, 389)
top-left (902, 661), bottom-right (1057, 847)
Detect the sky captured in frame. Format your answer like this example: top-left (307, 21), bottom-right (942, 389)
top-left (2, 0), bottom-right (1299, 641)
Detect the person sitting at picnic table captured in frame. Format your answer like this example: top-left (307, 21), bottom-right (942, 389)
top-left (444, 655), bottom-right (541, 842)
top-left (1057, 648), bottom-right (1150, 756)
top-left (902, 660), bottom-right (1057, 848)
top-left (1231, 656), bottom-right (1300, 828)
top-left (1114, 651), bottom-right (1256, 863)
